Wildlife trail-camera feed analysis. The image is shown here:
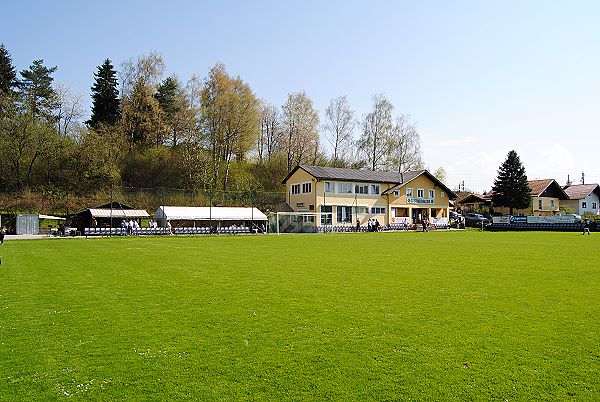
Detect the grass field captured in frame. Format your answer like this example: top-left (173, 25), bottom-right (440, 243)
top-left (0, 231), bottom-right (599, 400)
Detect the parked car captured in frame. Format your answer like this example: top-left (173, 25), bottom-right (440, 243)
top-left (449, 211), bottom-right (462, 221)
top-left (563, 214), bottom-right (582, 223)
top-left (464, 212), bottom-right (490, 227)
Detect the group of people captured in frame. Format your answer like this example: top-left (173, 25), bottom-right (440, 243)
top-left (355, 218), bottom-right (381, 232)
top-left (120, 219), bottom-right (141, 235)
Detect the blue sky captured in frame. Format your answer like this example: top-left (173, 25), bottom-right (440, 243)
top-left (4, 0), bottom-right (600, 191)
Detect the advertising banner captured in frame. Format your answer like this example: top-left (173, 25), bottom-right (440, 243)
top-left (526, 215), bottom-right (576, 224)
top-left (492, 216), bottom-right (510, 224)
top-left (431, 217), bottom-right (448, 226)
top-left (391, 216), bottom-right (410, 224)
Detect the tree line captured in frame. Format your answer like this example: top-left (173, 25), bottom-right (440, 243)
top-left (0, 45), bottom-right (442, 204)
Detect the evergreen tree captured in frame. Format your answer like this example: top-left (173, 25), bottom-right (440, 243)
top-left (0, 44), bottom-right (17, 96)
top-left (19, 59), bottom-right (58, 119)
top-left (491, 150), bottom-right (531, 215)
top-left (155, 77), bottom-right (179, 116)
top-left (87, 59), bottom-right (120, 129)
top-left (155, 76), bottom-right (182, 145)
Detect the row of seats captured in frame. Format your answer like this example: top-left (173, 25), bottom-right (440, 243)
top-left (173, 227), bottom-right (211, 235)
top-left (315, 224), bottom-right (449, 233)
top-left (490, 223), bottom-right (586, 232)
top-left (84, 226), bottom-right (254, 237)
top-left (85, 227), bottom-right (125, 236)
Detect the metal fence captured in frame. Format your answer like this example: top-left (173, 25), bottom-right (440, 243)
top-left (0, 186), bottom-right (287, 220)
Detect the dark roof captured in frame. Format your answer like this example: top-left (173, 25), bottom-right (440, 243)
top-left (457, 193), bottom-right (490, 205)
top-left (95, 201), bottom-right (135, 210)
top-left (563, 184), bottom-right (600, 200)
top-left (291, 164), bottom-right (403, 183)
top-left (73, 201), bottom-right (136, 216)
top-left (283, 164), bottom-right (458, 199)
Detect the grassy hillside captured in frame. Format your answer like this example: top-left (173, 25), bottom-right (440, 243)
top-left (0, 232), bottom-right (598, 400)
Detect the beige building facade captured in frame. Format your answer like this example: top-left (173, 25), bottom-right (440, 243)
top-left (283, 165), bottom-right (457, 226)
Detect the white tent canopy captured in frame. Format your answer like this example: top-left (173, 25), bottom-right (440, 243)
top-left (88, 208), bottom-right (150, 218)
top-left (39, 214), bottom-right (66, 221)
top-left (155, 206), bottom-right (267, 222)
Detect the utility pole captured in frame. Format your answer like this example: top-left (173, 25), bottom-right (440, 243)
top-left (109, 184), bottom-right (113, 237)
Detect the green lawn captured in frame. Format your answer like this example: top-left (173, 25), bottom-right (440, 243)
top-left (0, 231), bottom-right (599, 400)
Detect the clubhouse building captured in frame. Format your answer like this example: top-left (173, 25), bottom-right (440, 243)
top-left (283, 164), bottom-right (457, 226)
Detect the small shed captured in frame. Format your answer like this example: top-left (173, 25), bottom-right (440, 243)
top-left (16, 214), bottom-right (66, 235)
top-left (73, 201), bottom-right (150, 231)
top-left (154, 206), bottom-right (268, 229)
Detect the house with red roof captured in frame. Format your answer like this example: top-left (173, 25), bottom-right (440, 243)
top-left (479, 179), bottom-right (569, 216)
top-left (562, 184), bottom-right (600, 215)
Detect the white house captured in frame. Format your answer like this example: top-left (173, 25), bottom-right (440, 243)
top-left (563, 184), bottom-right (600, 215)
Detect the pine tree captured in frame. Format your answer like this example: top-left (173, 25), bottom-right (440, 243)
top-left (87, 59), bottom-right (120, 129)
top-left (491, 150), bottom-right (531, 215)
top-left (19, 59), bottom-right (58, 119)
top-left (0, 44), bottom-right (17, 96)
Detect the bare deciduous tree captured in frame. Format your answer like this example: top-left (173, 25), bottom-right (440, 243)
top-left (54, 82), bottom-right (84, 137)
top-left (323, 95), bottom-right (355, 166)
top-left (257, 101), bottom-right (282, 163)
top-left (119, 51), bottom-right (165, 97)
top-left (281, 91), bottom-right (320, 172)
top-left (386, 114), bottom-right (423, 173)
top-left (433, 167), bottom-right (447, 184)
top-left (357, 94), bottom-right (394, 171)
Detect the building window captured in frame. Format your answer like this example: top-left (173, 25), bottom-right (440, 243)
top-left (355, 206), bottom-right (368, 214)
top-left (394, 190), bottom-right (400, 197)
top-left (302, 182), bottom-right (312, 193)
top-left (291, 184), bottom-right (300, 195)
top-left (406, 188), bottom-right (413, 197)
top-left (593, 202), bottom-right (597, 209)
top-left (539, 199), bottom-right (543, 210)
top-left (324, 182), bottom-right (335, 193)
top-left (337, 206), bottom-right (353, 223)
top-left (550, 199), bottom-right (554, 209)
top-left (370, 184), bottom-right (380, 195)
top-left (582, 201), bottom-right (587, 208)
top-left (429, 189), bottom-right (435, 199)
top-left (338, 182), bottom-right (353, 194)
top-left (441, 191), bottom-right (445, 198)
top-left (355, 184), bottom-right (369, 194)
top-left (321, 206), bottom-right (333, 225)
top-left (417, 189), bottom-right (424, 198)
top-left (371, 207), bottom-right (386, 214)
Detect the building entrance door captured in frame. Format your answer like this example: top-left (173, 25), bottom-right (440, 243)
top-left (411, 208), bottom-right (428, 224)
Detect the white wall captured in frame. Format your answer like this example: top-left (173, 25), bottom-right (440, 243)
top-left (578, 193), bottom-right (600, 215)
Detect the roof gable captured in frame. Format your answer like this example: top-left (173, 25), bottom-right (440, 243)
top-left (563, 184), bottom-right (600, 200)
top-left (530, 179), bottom-right (569, 200)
